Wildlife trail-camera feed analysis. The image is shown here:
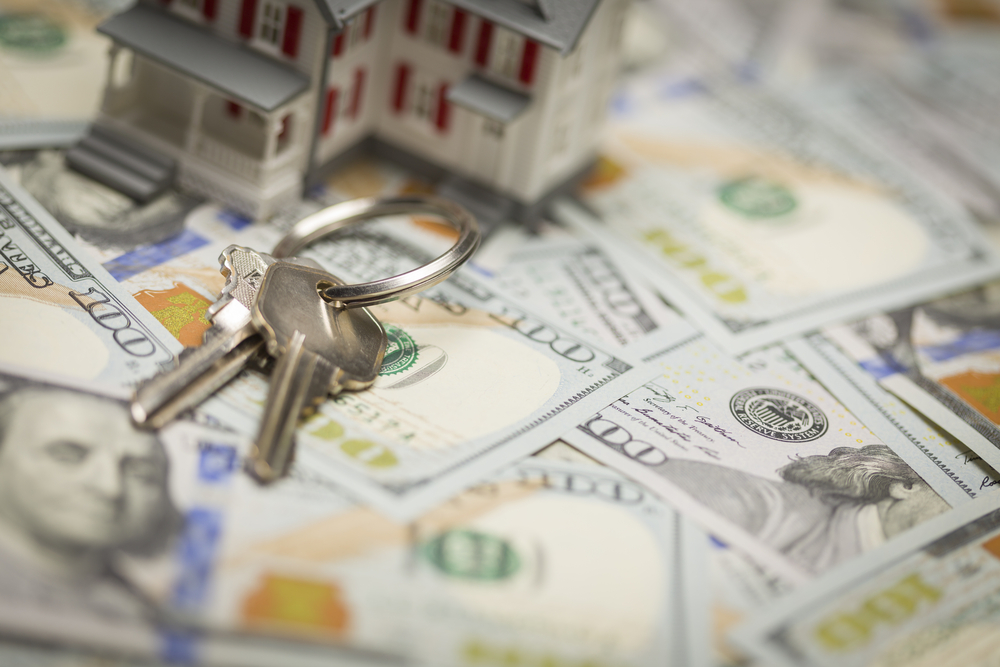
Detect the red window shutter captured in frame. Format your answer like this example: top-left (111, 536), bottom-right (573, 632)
top-left (226, 101), bottom-right (243, 118)
top-left (322, 88), bottom-right (338, 135)
top-left (435, 83), bottom-right (451, 132)
top-left (202, 0), bottom-right (218, 19)
top-left (332, 31), bottom-right (345, 57)
top-left (282, 5), bottom-right (304, 58)
top-left (238, 0), bottom-right (257, 38)
top-left (447, 9), bottom-right (467, 54)
top-left (278, 114), bottom-right (291, 141)
top-left (392, 63), bottom-right (410, 113)
top-left (350, 68), bottom-right (366, 119)
top-left (404, 0), bottom-right (421, 34)
top-left (519, 39), bottom-right (539, 85)
top-left (363, 6), bottom-right (376, 39)
top-left (474, 20), bottom-right (492, 66)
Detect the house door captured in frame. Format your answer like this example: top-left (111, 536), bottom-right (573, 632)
top-left (467, 116), bottom-right (504, 184)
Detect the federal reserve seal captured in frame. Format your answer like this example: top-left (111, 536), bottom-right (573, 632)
top-left (718, 176), bottom-right (797, 219)
top-left (729, 388), bottom-right (828, 442)
top-left (379, 324), bottom-right (418, 376)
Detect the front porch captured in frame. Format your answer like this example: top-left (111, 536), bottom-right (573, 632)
top-left (74, 4), bottom-right (313, 218)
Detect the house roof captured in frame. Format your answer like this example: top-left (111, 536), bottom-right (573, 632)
top-left (98, 4), bottom-right (310, 112)
top-left (446, 0), bottom-right (602, 54)
top-left (447, 74), bottom-right (531, 123)
top-left (321, 0), bottom-right (600, 54)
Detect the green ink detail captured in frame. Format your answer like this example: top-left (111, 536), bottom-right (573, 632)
top-left (422, 530), bottom-right (521, 581)
top-left (0, 15), bottom-right (66, 54)
top-left (307, 418), bottom-right (344, 441)
top-left (340, 439), bottom-right (398, 468)
top-left (379, 324), bottom-right (419, 376)
top-left (718, 177), bottom-right (797, 219)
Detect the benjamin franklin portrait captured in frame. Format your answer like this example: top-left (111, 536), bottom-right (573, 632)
top-left (0, 381), bottom-right (181, 619)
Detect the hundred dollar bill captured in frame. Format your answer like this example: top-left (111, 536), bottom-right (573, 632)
top-left (562, 336), bottom-right (958, 581)
top-left (1, 150), bottom-right (195, 247)
top-left (0, 165), bottom-right (181, 390)
top-left (209, 456), bottom-right (708, 667)
top-left (0, 0), bottom-right (115, 148)
top-left (731, 492), bottom-right (1000, 667)
top-left (0, 370), bottom-right (708, 667)
top-left (774, 334), bottom-right (999, 507)
top-left (824, 282), bottom-right (1000, 473)
top-left (0, 372), bottom-right (394, 667)
top-left (553, 77), bottom-right (1000, 354)
top-left (787, 72), bottom-right (1000, 223)
top-left (708, 532), bottom-right (794, 667)
top-left (484, 224), bottom-right (696, 357)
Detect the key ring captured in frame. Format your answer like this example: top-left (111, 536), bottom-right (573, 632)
top-left (272, 195), bottom-right (480, 309)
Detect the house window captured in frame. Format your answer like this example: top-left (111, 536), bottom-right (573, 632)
top-left (363, 6), bottom-right (376, 39)
top-left (414, 83), bottom-right (433, 120)
top-left (425, 2), bottom-right (449, 47)
top-left (259, 2), bottom-right (284, 45)
top-left (492, 28), bottom-right (521, 79)
top-left (483, 119), bottom-right (504, 138)
top-left (173, 0), bottom-right (218, 21)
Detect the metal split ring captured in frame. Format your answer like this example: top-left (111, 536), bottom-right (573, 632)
top-left (272, 195), bottom-right (480, 308)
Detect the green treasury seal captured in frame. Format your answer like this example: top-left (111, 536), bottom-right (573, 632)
top-left (0, 15), bottom-right (67, 54)
top-left (379, 324), bottom-right (419, 375)
top-left (718, 176), bottom-right (797, 219)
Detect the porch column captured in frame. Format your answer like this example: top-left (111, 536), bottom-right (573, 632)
top-left (262, 112), bottom-right (285, 163)
top-left (185, 87), bottom-right (209, 154)
top-left (101, 44), bottom-right (121, 108)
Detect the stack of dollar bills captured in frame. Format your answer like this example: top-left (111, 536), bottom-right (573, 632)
top-left (3, 0), bottom-right (1000, 665)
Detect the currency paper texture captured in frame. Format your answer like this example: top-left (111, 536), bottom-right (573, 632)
top-left (198, 221), bottom-right (661, 520)
top-left (554, 79), bottom-right (1000, 354)
top-left (0, 371), bottom-right (706, 667)
top-left (825, 282), bottom-right (1000, 474)
top-left (484, 224), bottom-right (696, 357)
top-left (0, 165), bottom-right (181, 389)
top-left (732, 492), bottom-right (1000, 667)
top-left (563, 336), bottom-right (959, 581)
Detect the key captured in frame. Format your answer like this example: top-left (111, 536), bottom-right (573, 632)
top-left (248, 261), bottom-right (388, 482)
top-left (131, 245), bottom-right (274, 427)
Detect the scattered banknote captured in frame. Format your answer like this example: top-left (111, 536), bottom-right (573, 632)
top-left (708, 532), bottom-right (793, 666)
top-left (731, 491), bottom-right (1000, 666)
top-left (0, 165), bottom-right (181, 389)
top-left (0, 0), bottom-right (116, 147)
top-left (788, 72), bottom-right (1000, 223)
top-left (553, 78), bottom-right (1000, 354)
top-left (785, 332), bottom-right (1000, 504)
top-left (0, 372), bottom-right (395, 667)
top-left (2, 150), bottom-right (197, 246)
top-left (483, 223), bottom-right (696, 357)
top-left (825, 282), bottom-right (1000, 474)
top-left (0, 367), bottom-right (709, 667)
top-left (562, 335), bottom-right (960, 581)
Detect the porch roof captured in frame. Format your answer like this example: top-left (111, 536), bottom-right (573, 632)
top-left (446, 74), bottom-right (531, 123)
top-left (98, 5), bottom-right (310, 112)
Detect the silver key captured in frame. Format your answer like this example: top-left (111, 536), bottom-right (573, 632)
top-left (249, 261), bottom-right (388, 482)
top-left (131, 245), bottom-right (274, 428)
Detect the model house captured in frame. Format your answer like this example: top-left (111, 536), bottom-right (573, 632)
top-left (68, 0), bottom-right (628, 222)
